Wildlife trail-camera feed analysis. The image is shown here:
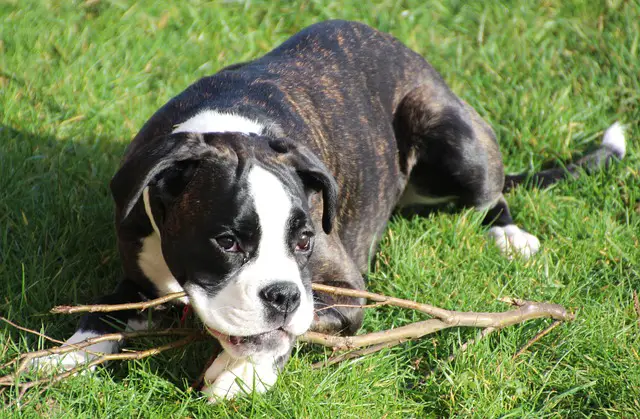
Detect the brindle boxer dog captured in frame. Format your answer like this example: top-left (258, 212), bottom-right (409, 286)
top-left (35, 20), bottom-right (625, 400)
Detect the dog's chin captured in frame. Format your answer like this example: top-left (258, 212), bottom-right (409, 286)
top-left (206, 326), bottom-right (294, 358)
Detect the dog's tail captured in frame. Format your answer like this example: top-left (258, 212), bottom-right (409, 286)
top-left (503, 122), bottom-right (626, 193)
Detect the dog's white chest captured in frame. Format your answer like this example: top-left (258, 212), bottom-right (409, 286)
top-left (138, 232), bottom-right (188, 303)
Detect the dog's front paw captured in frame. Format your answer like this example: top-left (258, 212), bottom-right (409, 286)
top-left (27, 351), bottom-right (96, 375)
top-left (201, 351), bottom-right (279, 402)
top-left (488, 224), bottom-right (540, 259)
top-left (27, 330), bottom-right (119, 375)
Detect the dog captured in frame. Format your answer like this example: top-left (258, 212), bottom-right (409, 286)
top-left (34, 20), bottom-right (625, 400)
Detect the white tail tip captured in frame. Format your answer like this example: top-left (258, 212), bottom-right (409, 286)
top-left (602, 121), bottom-right (626, 159)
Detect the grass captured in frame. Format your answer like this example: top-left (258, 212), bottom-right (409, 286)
top-left (1, 0), bottom-right (639, 417)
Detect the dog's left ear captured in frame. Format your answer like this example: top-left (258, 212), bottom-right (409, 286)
top-left (110, 133), bottom-right (212, 222)
top-left (269, 138), bottom-right (338, 234)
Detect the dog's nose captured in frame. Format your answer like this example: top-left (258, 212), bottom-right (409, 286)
top-left (259, 282), bottom-right (301, 315)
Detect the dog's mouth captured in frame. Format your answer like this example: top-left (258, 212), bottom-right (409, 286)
top-left (205, 326), bottom-right (293, 356)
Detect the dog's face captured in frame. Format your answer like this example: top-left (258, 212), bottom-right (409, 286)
top-left (111, 132), bottom-right (337, 358)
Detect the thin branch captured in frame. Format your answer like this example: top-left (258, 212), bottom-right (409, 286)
top-left (300, 298), bottom-right (572, 351)
top-left (311, 340), bottom-right (408, 369)
top-left (1, 317), bottom-right (65, 345)
top-left (513, 320), bottom-right (562, 359)
top-left (50, 292), bottom-right (188, 314)
top-left (2, 283), bottom-right (575, 403)
top-left (1, 329), bottom-right (205, 384)
top-left (5, 335), bottom-right (199, 408)
top-left (314, 301), bottom-right (391, 313)
top-left (311, 284), bottom-right (453, 319)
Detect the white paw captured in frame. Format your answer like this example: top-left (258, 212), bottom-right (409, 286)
top-left (27, 330), bottom-right (118, 374)
top-left (602, 121), bottom-right (626, 159)
top-left (202, 351), bottom-right (279, 402)
top-left (28, 351), bottom-right (96, 374)
top-left (488, 224), bottom-right (540, 259)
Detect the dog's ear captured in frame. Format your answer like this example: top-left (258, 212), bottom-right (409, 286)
top-left (269, 138), bottom-right (338, 234)
top-left (110, 133), bottom-right (211, 221)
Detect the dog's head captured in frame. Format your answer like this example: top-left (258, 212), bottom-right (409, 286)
top-left (111, 132), bottom-right (337, 358)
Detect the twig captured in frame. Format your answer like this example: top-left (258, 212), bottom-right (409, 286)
top-left (314, 301), bottom-right (390, 313)
top-left (5, 335), bottom-right (200, 408)
top-left (0, 329), bottom-right (205, 385)
top-left (50, 292), bottom-right (187, 314)
top-left (2, 284), bottom-right (575, 403)
top-left (1, 317), bottom-right (65, 345)
top-left (300, 298), bottom-right (572, 351)
top-left (311, 340), bottom-right (407, 369)
top-left (513, 320), bottom-right (562, 359)
top-left (311, 284), bottom-right (452, 319)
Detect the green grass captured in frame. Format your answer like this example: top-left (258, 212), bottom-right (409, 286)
top-left (1, 0), bottom-right (639, 417)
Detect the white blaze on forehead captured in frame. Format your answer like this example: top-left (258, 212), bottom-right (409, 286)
top-left (172, 110), bottom-right (264, 135)
top-left (249, 166), bottom-right (295, 263)
top-left (187, 165), bottom-right (314, 340)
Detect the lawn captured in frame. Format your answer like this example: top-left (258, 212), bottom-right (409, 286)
top-left (1, 0), bottom-right (639, 417)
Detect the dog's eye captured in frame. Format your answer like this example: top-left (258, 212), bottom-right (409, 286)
top-left (216, 236), bottom-right (241, 252)
top-left (295, 232), bottom-right (313, 252)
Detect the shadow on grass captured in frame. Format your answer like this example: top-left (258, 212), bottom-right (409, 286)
top-left (0, 125), bottom-right (217, 389)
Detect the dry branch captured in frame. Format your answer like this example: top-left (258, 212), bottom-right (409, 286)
top-left (50, 292), bottom-right (187, 314)
top-left (2, 284), bottom-right (575, 404)
top-left (513, 320), bottom-right (562, 359)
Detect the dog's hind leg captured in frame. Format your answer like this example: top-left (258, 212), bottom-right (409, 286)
top-left (394, 83), bottom-right (540, 258)
top-left (30, 279), bottom-right (158, 372)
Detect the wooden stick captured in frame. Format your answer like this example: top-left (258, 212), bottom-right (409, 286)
top-left (1, 317), bottom-right (65, 345)
top-left (2, 284), bottom-right (574, 403)
top-left (50, 292), bottom-right (188, 314)
top-left (4, 335), bottom-right (200, 408)
top-left (300, 298), bottom-right (572, 351)
top-left (311, 340), bottom-right (408, 369)
top-left (513, 320), bottom-right (562, 359)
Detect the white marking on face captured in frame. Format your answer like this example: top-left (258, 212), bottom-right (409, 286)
top-left (187, 165), bottom-right (314, 340)
top-left (138, 187), bottom-right (189, 304)
top-left (202, 350), bottom-right (279, 401)
top-left (487, 224), bottom-right (540, 260)
top-left (171, 110), bottom-right (264, 135)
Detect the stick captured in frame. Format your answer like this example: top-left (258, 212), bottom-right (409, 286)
top-left (50, 284), bottom-right (573, 330)
top-left (3, 284), bottom-right (574, 403)
top-left (50, 292), bottom-right (187, 314)
top-left (311, 340), bottom-right (408, 369)
top-left (1, 317), bottom-right (65, 345)
top-left (0, 329), bottom-right (205, 385)
top-left (300, 298), bottom-right (572, 351)
top-left (5, 335), bottom-right (199, 408)
top-left (513, 320), bottom-right (562, 359)
top-left (48, 284), bottom-right (573, 353)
